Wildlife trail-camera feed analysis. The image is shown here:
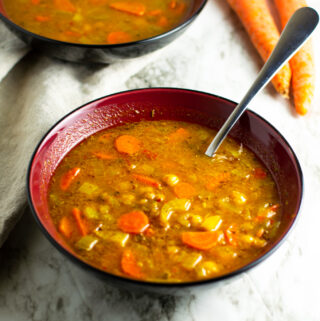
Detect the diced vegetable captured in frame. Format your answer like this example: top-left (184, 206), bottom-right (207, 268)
top-left (181, 231), bottom-right (224, 250)
top-left (232, 191), bottom-right (247, 205)
top-left (173, 182), bottom-right (197, 199)
top-left (118, 211), bottom-right (149, 234)
top-left (132, 174), bottom-right (161, 188)
top-left (160, 199), bottom-right (191, 227)
top-left (115, 135), bottom-right (141, 155)
top-left (195, 261), bottom-right (219, 278)
top-left (163, 174), bottom-right (179, 186)
top-left (168, 128), bottom-right (190, 143)
top-left (201, 215), bottom-right (222, 231)
top-left (121, 249), bottom-right (144, 279)
top-left (58, 216), bottom-right (74, 238)
top-left (224, 225), bottom-right (237, 246)
top-left (60, 167), bottom-right (81, 191)
top-left (76, 235), bottom-right (98, 251)
top-left (121, 193), bottom-right (136, 205)
top-left (95, 230), bottom-right (129, 247)
top-left (190, 214), bottom-right (203, 227)
top-left (72, 208), bottom-right (88, 236)
top-left (99, 204), bottom-right (110, 215)
top-left (78, 182), bottom-right (99, 195)
top-left (92, 152), bottom-right (117, 160)
top-left (107, 31), bottom-right (132, 44)
top-left (181, 253), bottom-right (202, 270)
top-left (83, 206), bottom-right (100, 219)
top-left (177, 213), bottom-right (191, 227)
top-left (109, 2), bottom-right (146, 16)
top-left (54, 0), bottom-right (76, 12)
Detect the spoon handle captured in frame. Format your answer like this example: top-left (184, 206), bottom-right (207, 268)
top-left (205, 7), bottom-right (319, 157)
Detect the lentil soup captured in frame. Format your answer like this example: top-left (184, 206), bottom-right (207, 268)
top-left (48, 120), bottom-right (281, 282)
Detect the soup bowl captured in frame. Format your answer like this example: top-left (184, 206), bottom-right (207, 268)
top-left (0, 0), bottom-right (207, 64)
top-left (27, 88), bottom-right (303, 294)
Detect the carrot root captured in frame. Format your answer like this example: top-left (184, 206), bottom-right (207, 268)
top-left (227, 0), bottom-right (291, 98)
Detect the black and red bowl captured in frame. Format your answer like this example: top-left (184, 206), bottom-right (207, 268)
top-left (0, 0), bottom-right (207, 64)
top-left (27, 88), bottom-right (303, 294)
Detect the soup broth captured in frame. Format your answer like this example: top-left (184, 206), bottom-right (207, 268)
top-left (48, 120), bottom-right (281, 282)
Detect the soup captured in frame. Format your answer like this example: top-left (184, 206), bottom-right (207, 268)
top-left (3, 0), bottom-right (193, 44)
top-left (48, 120), bottom-right (281, 282)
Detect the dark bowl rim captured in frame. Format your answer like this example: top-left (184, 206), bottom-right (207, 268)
top-left (26, 87), bottom-right (304, 289)
top-left (0, 0), bottom-right (208, 49)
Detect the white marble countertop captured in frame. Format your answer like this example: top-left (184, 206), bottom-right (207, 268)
top-left (1, 1), bottom-right (320, 320)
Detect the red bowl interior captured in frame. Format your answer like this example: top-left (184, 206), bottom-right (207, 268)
top-left (27, 88), bottom-right (303, 287)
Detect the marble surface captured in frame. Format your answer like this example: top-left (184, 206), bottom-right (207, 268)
top-left (1, 0), bottom-right (320, 320)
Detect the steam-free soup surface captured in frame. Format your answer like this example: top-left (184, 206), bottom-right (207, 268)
top-left (3, 0), bottom-right (192, 44)
top-left (48, 120), bottom-right (281, 282)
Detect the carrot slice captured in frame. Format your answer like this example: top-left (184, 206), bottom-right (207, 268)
top-left (157, 16), bottom-right (168, 27)
top-left (72, 208), bottom-right (88, 236)
top-left (168, 128), bottom-right (190, 143)
top-left (54, 0), bottom-right (76, 12)
top-left (169, 0), bottom-right (177, 9)
top-left (132, 174), bottom-right (161, 188)
top-left (253, 167), bottom-right (267, 179)
top-left (35, 15), bottom-right (50, 22)
top-left (109, 2), bottom-right (146, 16)
top-left (60, 167), bottom-right (81, 191)
top-left (182, 231), bottom-right (224, 250)
top-left (107, 31), bottom-right (132, 44)
top-left (227, 0), bottom-right (291, 98)
top-left (92, 152), bottom-right (117, 160)
top-left (118, 211), bottom-right (149, 234)
top-left (121, 249), bottom-right (144, 279)
top-left (115, 135), bottom-right (141, 155)
top-left (274, 0), bottom-right (315, 115)
top-left (148, 9), bottom-right (162, 16)
top-left (205, 172), bottom-right (230, 191)
top-left (58, 216), bottom-right (74, 238)
top-left (173, 182), bottom-right (197, 199)
top-left (31, 0), bottom-right (40, 4)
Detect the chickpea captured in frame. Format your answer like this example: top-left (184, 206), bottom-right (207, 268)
top-left (138, 198), bottom-right (149, 205)
top-left (145, 192), bottom-right (156, 200)
top-left (163, 174), bottom-right (179, 186)
top-left (190, 214), bottom-right (203, 226)
top-left (121, 193), bottom-right (135, 205)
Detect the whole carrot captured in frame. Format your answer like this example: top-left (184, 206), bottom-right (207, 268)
top-left (227, 0), bottom-right (291, 98)
top-left (274, 0), bottom-right (315, 115)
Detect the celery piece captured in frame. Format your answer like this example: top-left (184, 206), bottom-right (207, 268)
top-left (84, 206), bottom-right (100, 219)
top-left (95, 230), bottom-right (129, 247)
top-left (78, 182), bottom-right (99, 195)
top-left (76, 235), bottom-right (98, 251)
top-left (181, 253), bottom-right (202, 270)
top-left (160, 199), bottom-right (191, 228)
top-left (201, 216), bottom-right (222, 231)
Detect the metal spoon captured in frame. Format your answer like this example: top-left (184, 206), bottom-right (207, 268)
top-left (205, 7), bottom-right (319, 157)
